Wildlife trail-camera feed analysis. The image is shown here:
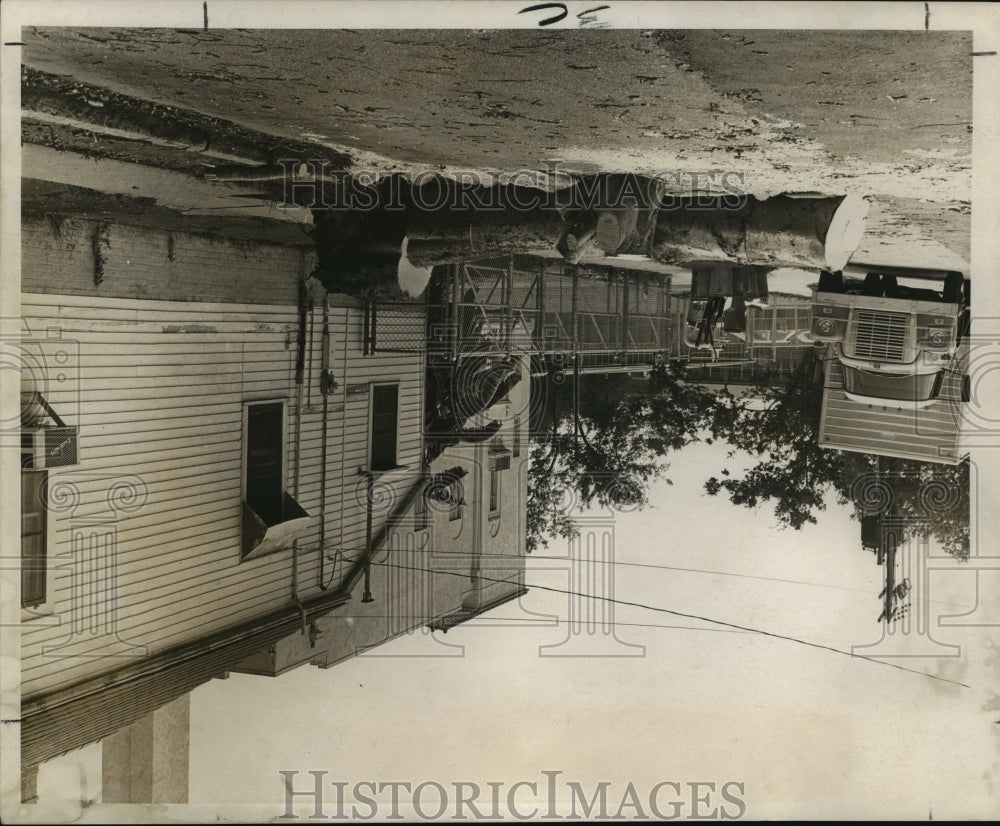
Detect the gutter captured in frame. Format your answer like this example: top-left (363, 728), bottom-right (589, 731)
top-left (20, 589), bottom-right (352, 719)
top-left (20, 586), bottom-right (352, 774)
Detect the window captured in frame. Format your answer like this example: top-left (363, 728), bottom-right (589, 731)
top-left (370, 385), bottom-right (399, 472)
top-left (513, 416), bottom-right (521, 458)
top-left (242, 400), bottom-right (310, 560)
top-left (489, 468), bottom-right (501, 517)
top-left (842, 367), bottom-right (943, 403)
top-left (487, 446), bottom-right (510, 519)
top-left (22, 470), bottom-right (47, 608)
top-left (246, 402), bottom-right (285, 526)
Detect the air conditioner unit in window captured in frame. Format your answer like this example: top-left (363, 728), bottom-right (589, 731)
top-left (22, 426), bottom-right (79, 469)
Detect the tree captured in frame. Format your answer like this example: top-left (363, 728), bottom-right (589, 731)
top-left (526, 361), bottom-right (715, 552)
top-left (702, 348), bottom-right (970, 558)
top-left (856, 456), bottom-right (970, 559)
top-left (703, 349), bottom-right (859, 529)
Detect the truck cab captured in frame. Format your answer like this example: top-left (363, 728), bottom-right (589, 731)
top-left (810, 267), bottom-right (969, 409)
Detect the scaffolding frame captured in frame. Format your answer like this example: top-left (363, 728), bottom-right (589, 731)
top-left (365, 255), bottom-right (672, 375)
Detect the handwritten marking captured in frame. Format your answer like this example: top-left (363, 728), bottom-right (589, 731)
top-left (518, 2), bottom-right (610, 27)
top-left (518, 3), bottom-right (569, 26)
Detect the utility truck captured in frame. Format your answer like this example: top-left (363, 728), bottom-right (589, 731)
top-left (811, 265), bottom-right (970, 464)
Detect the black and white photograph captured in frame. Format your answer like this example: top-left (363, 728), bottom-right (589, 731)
top-left (1, 1), bottom-right (998, 821)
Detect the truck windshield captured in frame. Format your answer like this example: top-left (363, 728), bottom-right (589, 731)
top-left (842, 367), bottom-right (944, 402)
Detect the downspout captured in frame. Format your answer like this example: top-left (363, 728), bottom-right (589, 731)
top-left (339, 475), bottom-right (429, 596)
top-left (339, 306), bottom-right (348, 586)
top-left (319, 304), bottom-right (350, 590)
top-left (292, 273), bottom-right (310, 634)
top-left (319, 298), bottom-right (335, 589)
top-left (359, 469), bottom-right (376, 603)
top-left (468, 442), bottom-right (484, 610)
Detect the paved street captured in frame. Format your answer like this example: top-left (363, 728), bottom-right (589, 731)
top-left (21, 27), bottom-right (972, 266)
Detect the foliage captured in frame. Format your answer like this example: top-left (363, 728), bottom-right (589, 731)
top-left (525, 348), bottom-right (970, 559)
top-left (858, 456), bottom-right (970, 559)
top-left (526, 361), bottom-right (715, 552)
top-left (702, 348), bottom-right (970, 558)
top-left (703, 349), bottom-right (856, 529)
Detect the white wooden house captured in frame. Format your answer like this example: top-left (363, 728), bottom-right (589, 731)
top-left (15, 212), bottom-right (529, 803)
top-left (5, 58), bottom-right (537, 808)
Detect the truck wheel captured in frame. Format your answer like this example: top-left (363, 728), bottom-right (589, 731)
top-left (962, 374), bottom-right (971, 403)
top-left (943, 271), bottom-right (964, 303)
top-left (817, 271), bottom-right (843, 293)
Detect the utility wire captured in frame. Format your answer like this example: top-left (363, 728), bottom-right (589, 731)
top-left (442, 616), bottom-right (752, 634)
top-left (334, 551), bottom-right (971, 689)
top-left (525, 554), bottom-right (967, 609)
top-left (319, 543), bottom-right (965, 608)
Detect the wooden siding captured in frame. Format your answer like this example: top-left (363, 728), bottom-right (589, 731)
top-left (819, 357), bottom-right (965, 464)
top-left (20, 232), bottom-right (424, 700)
top-left (269, 353), bottom-right (532, 671)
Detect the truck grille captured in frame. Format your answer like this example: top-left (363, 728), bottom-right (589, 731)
top-left (851, 310), bottom-right (908, 362)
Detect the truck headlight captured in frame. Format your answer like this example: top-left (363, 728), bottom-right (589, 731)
top-left (916, 313), bottom-right (956, 351)
top-left (811, 304), bottom-right (848, 340)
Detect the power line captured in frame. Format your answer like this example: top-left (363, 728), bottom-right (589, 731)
top-left (335, 551), bottom-right (970, 689)
top-left (443, 616), bottom-right (752, 634)
top-left (323, 544), bottom-right (965, 609)
top-left (526, 554), bottom-right (966, 609)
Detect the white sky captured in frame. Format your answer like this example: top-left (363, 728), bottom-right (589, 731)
top-left (173, 440), bottom-right (998, 821)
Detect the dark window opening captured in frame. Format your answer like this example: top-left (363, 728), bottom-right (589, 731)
top-left (370, 385), bottom-right (399, 471)
top-left (22, 470), bottom-right (47, 608)
top-left (242, 400), bottom-right (311, 561)
top-left (246, 402), bottom-right (284, 526)
top-left (489, 468), bottom-right (501, 516)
